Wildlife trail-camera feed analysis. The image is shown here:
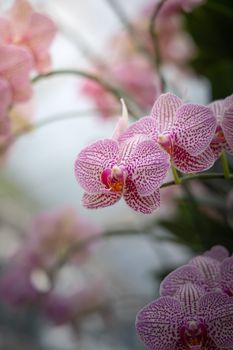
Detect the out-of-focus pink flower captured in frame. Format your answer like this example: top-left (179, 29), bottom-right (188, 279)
top-left (0, 44), bottom-right (33, 103)
top-left (75, 134), bottom-right (170, 213)
top-left (80, 56), bottom-right (160, 119)
top-left (143, 0), bottom-right (205, 18)
top-left (27, 208), bottom-right (101, 267)
top-left (0, 78), bottom-right (12, 142)
top-left (119, 93), bottom-right (217, 173)
top-left (0, 0), bottom-right (57, 73)
top-left (208, 93), bottom-right (233, 158)
top-left (80, 79), bottom-right (117, 119)
top-left (42, 283), bottom-right (108, 325)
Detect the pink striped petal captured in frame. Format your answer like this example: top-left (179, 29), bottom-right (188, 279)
top-left (172, 145), bottom-right (215, 173)
top-left (136, 297), bottom-right (182, 350)
top-left (222, 105), bottom-right (233, 153)
top-left (119, 116), bottom-right (158, 144)
top-left (199, 293), bottom-right (233, 348)
top-left (124, 179), bottom-right (160, 214)
top-left (175, 283), bottom-right (205, 315)
top-left (26, 12), bottom-right (57, 73)
top-left (151, 92), bottom-right (183, 133)
top-left (220, 257), bottom-right (233, 296)
top-left (160, 265), bottom-right (207, 297)
top-left (75, 139), bottom-right (119, 194)
top-left (0, 44), bottom-right (33, 102)
top-left (173, 104), bottom-right (217, 156)
top-left (82, 191), bottom-right (121, 209)
top-left (203, 245), bottom-right (229, 262)
top-left (130, 140), bottom-right (170, 196)
top-left (208, 99), bottom-right (225, 123)
top-left (189, 256), bottom-right (221, 290)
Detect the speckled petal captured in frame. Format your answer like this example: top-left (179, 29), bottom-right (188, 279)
top-left (199, 292), bottom-right (233, 348)
top-left (75, 139), bottom-right (119, 193)
top-left (160, 265), bottom-right (207, 297)
top-left (82, 191), bottom-right (121, 209)
top-left (124, 179), bottom-right (160, 214)
top-left (220, 257), bottom-right (233, 296)
top-left (189, 256), bottom-right (221, 289)
top-left (203, 245), bottom-right (229, 262)
top-left (130, 140), bottom-right (170, 196)
top-left (119, 116), bottom-right (158, 144)
top-left (173, 104), bottom-right (217, 156)
top-left (151, 92), bottom-right (183, 133)
top-left (172, 145), bottom-right (215, 173)
top-left (222, 105), bottom-right (233, 153)
top-left (136, 296), bottom-right (182, 350)
top-left (208, 99), bottom-right (225, 123)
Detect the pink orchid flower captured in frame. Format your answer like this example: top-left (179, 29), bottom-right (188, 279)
top-left (0, 78), bottom-right (12, 141)
top-left (119, 93), bottom-right (217, 173)
top-left (208, 93), bottom-right (233, 158)
top-left (0, 0), bottom-right (57, 73)
top-left (0, 44), bottom-right (33, 103)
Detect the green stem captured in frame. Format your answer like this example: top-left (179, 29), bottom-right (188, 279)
top-left (220, 152), bottom-right (230, 179)
top-left (161, 172), bottom-right (233, 188)
top-left (32, 69), bottom-right (143, 118)
top-left (171, 165), bottom-right (181, 184)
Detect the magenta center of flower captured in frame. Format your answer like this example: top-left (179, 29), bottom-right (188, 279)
top-left (180, 319), bottom-right (207, 349)
top-left (101, 166), bottom-right (126, 192)
top-left (212, 125), bottom-right (225, 144)
top-left (158, 133), bottom-right (173, 155)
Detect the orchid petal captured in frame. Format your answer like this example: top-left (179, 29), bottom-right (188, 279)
top-left (0, 44), bottom-right (33, 102)
top-left (129, 140), bottom-right (170, 196)
top-left (0, 78), bottom-right (12, 110)
top-left (151, 92), bottom-right (183, 133)
top-left (82, 191), bottom-right (121, 209)
top-left (119, 116), bottom-right (158, 144)
top-left (172, 145), bottom-right (215, 173)
top-left (0, 18), bottom-right (12, 43)
top-left (112, 99), bottom-right (128, 140)
top-left (199, 292), bottom-right (233, 348)
top-left (173, 104), bottom-right (217, 156)
top-left (9, 0), bottom-right (33, 34)
top-left (208, 99), bottom-right (225, 123)
top-left (222, 105), bottom-right (233, 153)
top-left (189, 256), bottom-right (221, 289)
top-left (203, 245), bottom-right (229, 262)
top-left (124, 179), bottom-right (160, 214)
top-left (220, 257), bottom-right (233, 296)
top-left (136, 296), bottom-right (182, 350)
top-left (75, 139), bottom-right (119, 194)
top-left (160, 265), bottom-right (207, 297)
top-left (26, 12), bottom-right (57, 73)
top-left (175, 283), bottom-right (206, 315)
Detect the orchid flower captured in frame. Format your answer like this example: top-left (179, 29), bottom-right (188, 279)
top-left (208, 94), bottom-right (233, 158)
top-left (0, 0), bottom-right (56, 73)
top-left (119, 93), bottom-right (217, 173)
top-left (0, 78), bottom-right (12, 141)
top-left (136, 283), bottom-right (233, 350)
top-left (0, 44), bottom-right (33, 103)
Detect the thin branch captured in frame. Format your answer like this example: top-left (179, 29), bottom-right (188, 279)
top-left (149, 0), bottom-right (167, 90)
top-left (161, 172), bottom-right (233, 188)
top-left (32, 69), bottom-right (143, 118)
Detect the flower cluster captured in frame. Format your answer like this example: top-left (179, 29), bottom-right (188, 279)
top-left (0, 208), bottom-right (107, 325)
top-left (136, 245), bottom-right (233, 350)
top-left (74, 92), bottom-right (233, 214)
top-left (80, 0), bottom-right (203, 119)
top-left (0, 0), bottom-right (56, 148)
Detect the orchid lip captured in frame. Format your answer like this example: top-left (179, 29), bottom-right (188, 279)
top-left (101, 166), bottom-right (126, 193)
top-left (180, 319), bottom-right (207, 349)
top-left (158, 133), bottom-right (173, 155)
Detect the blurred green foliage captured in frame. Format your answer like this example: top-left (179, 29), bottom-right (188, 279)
top-left (185, 0), bottom-right (233, 99)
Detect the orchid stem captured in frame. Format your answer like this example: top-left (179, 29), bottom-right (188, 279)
top-left (220, 152), bottom-right (231, 179)
top-left (32, 69), bottom-right (143, 118)
top-left (171, 165), bottom-right (181, 185)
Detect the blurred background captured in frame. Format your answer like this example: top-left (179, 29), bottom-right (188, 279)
top-left (0, 0), bottom-right (233, 349)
